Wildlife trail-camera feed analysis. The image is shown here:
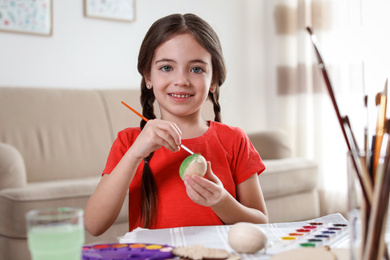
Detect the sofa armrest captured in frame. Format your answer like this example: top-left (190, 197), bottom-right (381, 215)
top-left (247, 129), bottom-right (292, 160)
top-left (0, 143), bottom-right (26, 190)
top-left (0, 177), bottom-right (128, 238)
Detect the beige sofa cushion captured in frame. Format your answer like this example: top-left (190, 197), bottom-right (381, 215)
top-left (248, 129), bottom-right (292, 159)
top-left (266, 190), bottom-right (320, 222)
top-left (98, 89), bottom-right (144, 137)
top-left (0, 143), bottom-right (26, 189)
top-left (260, 158), bottom-right (318, 199)
top-left (0, 88), bottom-right (113, 183)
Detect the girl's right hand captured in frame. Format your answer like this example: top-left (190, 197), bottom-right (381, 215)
top-left (130, 119), bottom-right (182, 159)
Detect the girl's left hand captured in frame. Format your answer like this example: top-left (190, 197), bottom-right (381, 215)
top-left (184, 162), bottom-right (226, 207)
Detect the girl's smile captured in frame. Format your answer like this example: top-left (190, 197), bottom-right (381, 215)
top-left (168, 92), bottom-right (194, 101)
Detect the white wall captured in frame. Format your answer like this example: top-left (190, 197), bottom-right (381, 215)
top-left (0, 0), bottom-right (269, 133)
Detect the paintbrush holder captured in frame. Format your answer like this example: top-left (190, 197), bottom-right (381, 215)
top-left (347, 151), bottom-right (364, 260)
top-left (347, 150), bottom-right (390, 260)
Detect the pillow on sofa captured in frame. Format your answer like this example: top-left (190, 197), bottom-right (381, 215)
top-left (248, 129), bottom-right (292, 160)
top-left (0, 142), bottom-right (26, 189)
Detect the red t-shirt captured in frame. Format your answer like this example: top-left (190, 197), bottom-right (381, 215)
top-left (103, 121), bottom-right (265, 231)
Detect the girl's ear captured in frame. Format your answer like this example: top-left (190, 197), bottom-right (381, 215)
top-left (209, 85), bottom-right (216, 94)
top-left (144, 76), bottom-right (152, 89)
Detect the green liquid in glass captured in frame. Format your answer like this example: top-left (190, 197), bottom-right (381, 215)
top-left (28, 224), bottom-right (84, 260)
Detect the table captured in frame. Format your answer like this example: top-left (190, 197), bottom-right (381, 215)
top-left (119, 213), bottom-right (350, 259)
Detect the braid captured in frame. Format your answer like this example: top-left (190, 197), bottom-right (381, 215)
top-left (209, 88), bottom-right (222, 123)
top-left (140, 153), bottom-right (157, 228)
top-left (139, 79), bottom-right (158, 228)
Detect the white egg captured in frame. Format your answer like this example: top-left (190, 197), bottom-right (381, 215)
top-left (228, 222), bottom-right (268, 254)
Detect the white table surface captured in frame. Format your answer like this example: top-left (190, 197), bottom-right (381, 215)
top-left (119, 213), bottom-right (350, 259)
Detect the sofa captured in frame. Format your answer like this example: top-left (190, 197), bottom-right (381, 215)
top-left (0, 87), bottom-right (319, 260)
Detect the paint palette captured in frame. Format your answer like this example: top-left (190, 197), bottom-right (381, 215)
top-left (272, 222), bottom-right (348, 250)
top-left (82, 243), bottom-right (174, 260)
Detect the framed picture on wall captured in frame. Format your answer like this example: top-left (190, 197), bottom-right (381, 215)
top-left (84, 0), bottom-right (136, 22)
top-left (0, 0), bottom-right (53, 36)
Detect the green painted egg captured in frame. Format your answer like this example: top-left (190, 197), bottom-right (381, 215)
top-left (179, 153), bottom-right (207, 180)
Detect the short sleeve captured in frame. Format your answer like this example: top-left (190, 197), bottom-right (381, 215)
top-left (232, 128), bottom-right (265, 184)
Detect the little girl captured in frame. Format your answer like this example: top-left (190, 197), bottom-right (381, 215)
top-left (85, 13), bottom-right (268, 236)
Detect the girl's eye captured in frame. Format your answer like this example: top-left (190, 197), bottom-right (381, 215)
top-left (160, 65), bottom-right (173, 72)
top-left (191, 67), bottom-right (204, 74)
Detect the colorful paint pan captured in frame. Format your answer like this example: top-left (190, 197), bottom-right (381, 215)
top-left (322, 231), bottom-right (336, 237)
top-left (296, 229), bottom-right (311, 233)
top-left (112, 243), bottom-right (129, 248)
top-left (300, 242), bottom-right (316, 247)
top-left (145, 245), bottom-right (163, 250)
top-left (314, 234), bottom-right (330, 240)
top-left (302, 225), bottom-right (317, 230)
top-left (92, 244), bottom-right (110, 249)
top-left (308, 222), bottom-right (323, 226)
top-left (130, 243), bottom-right (147, 248)
top-left (332, 223), bottom-right (347, 229)
top-left (308, 238), bottom-right (323, 244)
top-left (328, 227), bottom-right (342, 231)
top-left (289, 233), bottom-right (304, 237)
top-left (281, 236), bottom-right (297, 240)
top-left (333, 223), bottom-right (347, 227)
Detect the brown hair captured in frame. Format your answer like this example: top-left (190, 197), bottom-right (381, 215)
top-left (137, 13), bottom-right (226, 228)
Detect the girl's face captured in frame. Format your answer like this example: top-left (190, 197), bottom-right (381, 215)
top-left (146, 33), bottom-right (214, 121)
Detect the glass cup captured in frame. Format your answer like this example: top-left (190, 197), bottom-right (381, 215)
top-left (26, 207), bottom-right (85, 260)
top-left (347, 151), bottom-right (389, 260)
top-left (347, 151), bottom-right (363, 260)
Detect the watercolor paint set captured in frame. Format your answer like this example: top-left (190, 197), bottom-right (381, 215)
top-left (82, 243), bottom-right (174, 260)
top-left (270, 221), bottom-right (348, 250)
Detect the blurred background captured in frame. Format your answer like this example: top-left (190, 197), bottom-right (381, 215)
top-left (1, 0), bottom-right (389, 216)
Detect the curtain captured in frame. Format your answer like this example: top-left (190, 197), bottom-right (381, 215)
top-left (262, 0), bottom-right (366, 216)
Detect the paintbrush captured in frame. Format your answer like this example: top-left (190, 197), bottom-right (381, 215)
top-left (121, 101), bottom-right (194, 155)
top-left (372, 79), bottom-right (388, 181)
top-left (306, 26), bottom-right (372, 207)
